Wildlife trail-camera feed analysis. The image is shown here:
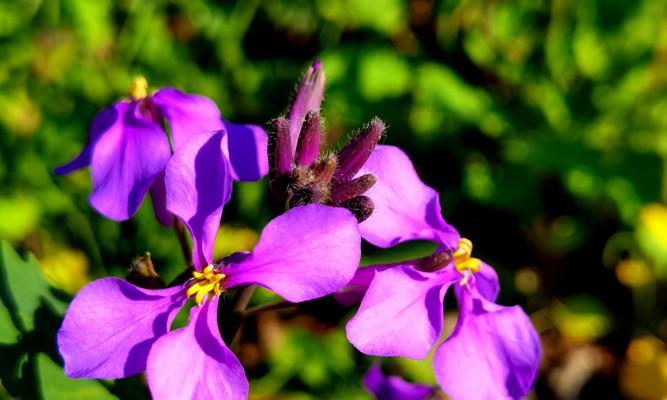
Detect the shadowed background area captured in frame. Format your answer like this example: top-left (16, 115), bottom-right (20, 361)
top-left (1, 0), bottom-right (666, 399)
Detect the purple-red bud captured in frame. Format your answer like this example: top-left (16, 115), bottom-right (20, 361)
top-left (341, 195), bottom-right (374, 222)
top-left (288, 60), bottom-right (326, 157)
top-left (268, 117), bottom-right (292, 176)
top-left (295, 110), bottom-right (321, 167)
top-left (334, 118), bottom-right (384, 184)
top-left (330, 174), bottom-right (376, 205)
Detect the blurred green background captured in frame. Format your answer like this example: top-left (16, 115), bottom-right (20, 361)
top-left (1, 0), bottom-right (667, 398)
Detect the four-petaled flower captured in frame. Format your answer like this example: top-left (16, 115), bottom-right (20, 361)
top-left (342, 145), bottom-right (542, 400)
top-left (55, 76), bottom-right (268, 223)
top-left (57, 204), bottom-right (361, 400)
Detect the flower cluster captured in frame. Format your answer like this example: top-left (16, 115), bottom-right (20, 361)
top-left (55, 61), bottom-right (541, 400)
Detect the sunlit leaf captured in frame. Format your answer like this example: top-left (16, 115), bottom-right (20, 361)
top-left (36, 353), bottom-right (117, 400)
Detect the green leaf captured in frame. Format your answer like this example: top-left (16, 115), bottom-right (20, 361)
top-left (36, 353), bottom-right (117, 400)
top-left (0, 241), bottom-right (66, 332)
top-left (0, 299), bottom-right (19, 345)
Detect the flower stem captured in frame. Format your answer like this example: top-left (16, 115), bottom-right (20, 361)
top-left (242, 300), bottom-right (296, 317)
top-left (221, 285), bottom-right (257, 344)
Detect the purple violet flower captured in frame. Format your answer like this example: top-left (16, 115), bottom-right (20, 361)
top-left (341, 145), bottom-right (541, 400)
top-left (363, 364), bottom-right (435, 400)
top-left (267, 61), bottom-right (384, 222)
top-left (55, 76), bottom-right (268, 223)
top-left (57, 204), bottom-right (361, 400)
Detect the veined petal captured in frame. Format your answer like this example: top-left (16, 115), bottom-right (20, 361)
top-left (151, 87), bottom-right (224, 151)
top-left (363, 364), bottom-right (433, 400)
top-left (57, 277), bottom-right (186, 379)
top-left (358, 145), bottom-right (459, 250)
top-left (224, 205), bottom-right (361, 303)
top-left (146, 297), bottom-right (248, 400)
top-left (88, 101), bottom-right (171, 221)
top-left (222, 119), bottom-right (269, 182)
top-left (333, 264), bottom-right (392, 306)
top-left (165, 131), bottom-right (232, 269)
top-left (434, 288), bottom-right (541, 400)
top-left (346, 265), bottom-right (458, 360)
top-left (54, 102), bottom-right (123, 175)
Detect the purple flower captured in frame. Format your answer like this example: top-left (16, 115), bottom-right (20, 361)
top-left (267, 61), bottom-right (384, 222)
top-left (363, 364), bottom-right (434, 400)
top-left (57, 204), bottom-right (361, 399)
top-left (55, 76), bottom-right (268, 223)
top-left (343, 145), bottom-right (541, 400)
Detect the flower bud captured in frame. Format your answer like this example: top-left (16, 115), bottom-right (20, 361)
top-left (334, 118), bottom-right (384, 184)
top-left (289, 60), bottom-right (325, 157)
top-left (341, 195), bottom-right (374, 222)
top-left (295, 110), bottom-right (321, 167)
top-left (267, 117), bottom-right (292, 176)
top-left (330, 174), bottom-right (377, 205)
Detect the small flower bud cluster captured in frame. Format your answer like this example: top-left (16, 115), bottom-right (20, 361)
top-left (267, 61), bottom-right (384, 222)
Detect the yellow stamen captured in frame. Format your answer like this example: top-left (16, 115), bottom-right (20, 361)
top-left (129, 76), bottom-right (148, 101)
top-left (453, 238), bottom-right (481, 285)
top-left (186, 264), bottom-right (226, 306)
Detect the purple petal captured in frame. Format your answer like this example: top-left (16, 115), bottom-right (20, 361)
top-left (346, 265), bottom-right (458, 359)
top-left (151, 87), bottom-right (224, 151)
top-left (433, 289), bottom-right (541, 400)
top-left (288, 60), bottom-right (325, 157)
top-left (55, 102), bottom-right (123, 175)
top-left (359, 145), bottom-right (460, 249)
top-left (57, 277), bottom-right (186, 379)
top-left (333, 264), bottom-right (391, 306)
top-left (88, 101), bottom-right (171, 221)
top-left (165, 131), bottom-right (232, 269)
top-left (147, 297), bottom-right (248, 400)
top-left (222, 118), bottom-right (269, 182)
top-left (476, 261), bottom-right (500, 302)
top-left (149, 170), bottom-right (175, 226)
top-left (364, 364), bottom-right (433, 400)
top-left (224, 205), bottom-right (361, 302)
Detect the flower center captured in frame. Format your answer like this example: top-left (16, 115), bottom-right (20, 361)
top-left (453, 238), bottom-right (481, 285)
top-left (129, 76), bottom-right (148, 101)
top-left (186, 265), bottom-right (226, 306)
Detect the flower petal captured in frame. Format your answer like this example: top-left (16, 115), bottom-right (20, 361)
top-left (476, 261), bottom-right (500, 302)
top-left (224, 205), bottom-right (361, 302)
top-left (151, 87), bottom-right (224, 151)
top-left (146, 297), bottom-right (248, 400)
top-left (165, 131), bottom-right (232, 268)
top-left (222, 119), bottom-right (269, 182)
top-left (363, 364), bottom-right (433, 400)
top-left (333, 264), bottom-right (391, 306)
top-left (54, 102), bottom-right (122, 175)
top-left (433, 290), bottom-right (541, 400)
top-left (358, 145), bottom-right (459, 249)
top-left (346, 265), bottom-right (458, 359)
top-left (88, 101), bottom-right (171, 221)
top-left (57, 277), bottom-right (186, 379)
top-left (149, 170), bottom-right (175, 226)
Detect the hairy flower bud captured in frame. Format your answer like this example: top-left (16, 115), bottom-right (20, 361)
top-left (330, 174), bottom-right (377, 205)
top-left (289, 60), bottom-right (325, 157)
top-left (295, 110), bottom-right (321, 167)
top-left (341, 195), bottom-right (374, 222)
top-left (268, 117), bottom-right (292, 176)
top-left (334, 118), bottom-right (384, 183)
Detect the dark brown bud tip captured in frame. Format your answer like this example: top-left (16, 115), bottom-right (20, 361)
top-left (313, 154), bottom-right (337, 186)
top-left (127, 252), bottom-right (165, 289)
top-left (341, 195), bottom-right (374, 222)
